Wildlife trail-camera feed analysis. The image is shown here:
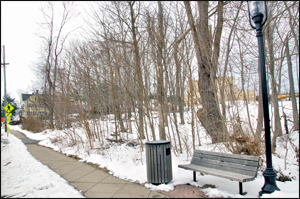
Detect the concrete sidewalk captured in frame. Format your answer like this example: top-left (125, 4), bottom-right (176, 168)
top-left (10, 130), bottom-right (170, 198)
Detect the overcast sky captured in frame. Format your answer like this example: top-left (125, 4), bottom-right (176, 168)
top-left (1, 1), bottom-right (42, 104)
top-left (1, 1), bottom-right (90, 105)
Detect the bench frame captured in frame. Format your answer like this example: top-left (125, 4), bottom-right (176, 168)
top-left (178, 150), bottom-right (261, 195)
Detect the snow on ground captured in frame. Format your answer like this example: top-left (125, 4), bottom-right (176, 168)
top-left (1, 128), bottom-right (85, 198)
top-left (2, 100), bottom-right (299, 198)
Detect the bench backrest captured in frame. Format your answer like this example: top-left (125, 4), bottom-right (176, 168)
top-left (191, 150), bottom-right (261, 177)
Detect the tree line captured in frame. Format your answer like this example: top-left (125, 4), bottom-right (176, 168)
top-left (30, 1), bottom-right (299, 155)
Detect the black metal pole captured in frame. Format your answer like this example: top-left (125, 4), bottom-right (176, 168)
top-left (253, 14), bottom-right (280, 196)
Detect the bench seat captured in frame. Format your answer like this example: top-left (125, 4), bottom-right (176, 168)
top-left (178, 164), bottom-right (256, 182)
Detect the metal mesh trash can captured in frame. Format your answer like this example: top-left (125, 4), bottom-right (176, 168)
top-left (146, 140), bottom-right (172, 185)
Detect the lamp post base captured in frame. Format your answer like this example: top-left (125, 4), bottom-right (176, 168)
top-left (259, 168), bottom-right (280, 197)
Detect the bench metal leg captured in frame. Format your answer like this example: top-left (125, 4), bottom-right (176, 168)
top-left (193, 171), bottom-right (196, 181)
top-left (239, 182), bottom-right (247, 195)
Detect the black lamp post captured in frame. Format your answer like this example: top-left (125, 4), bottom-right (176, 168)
top-left (247, 1), bottom-right (280, 196)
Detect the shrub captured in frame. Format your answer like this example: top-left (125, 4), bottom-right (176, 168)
top-left (276, 170), bottom-right (292, 182)
top-left (21, 116), bottom-right (46, 133)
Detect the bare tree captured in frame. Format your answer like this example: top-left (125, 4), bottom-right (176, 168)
top-left (36, 1), bottom-right (79, 129)
top-left (184, 1), bottom-right (227, 143)
top-left (128, 1), bottom-right (146, 139)
top-left (265, 5), bottom-right (283, 153)
top-left (219, 1), bottom-right (242, 120)
top-left (285, 38), bottom-right (299, 131)
top-left (155, 1), bottom-right (166, 140)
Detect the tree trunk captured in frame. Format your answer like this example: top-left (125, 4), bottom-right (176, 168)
top-left (256, 58), bottom-right (264, 148)
top-left (220, 1), bottom-right (242, 119)
top-left (285, 39), bottom-right (299, 131)
top-left (284, 2), bottom-right (299, 56)
top-left (185, 1), bottom-right (226, 143)
top-left (237, 37), bottom-right (256, 138)
top-left (265, 21), bottom-right (283, 145)
top-left (157, 1), bottom-right (166, 140)
top-left (173, 43), bottom-right (185, 124)
top-left (129, 1), bottom-right (145, 139)
top-left (106, 38), bottom-right (119, 140)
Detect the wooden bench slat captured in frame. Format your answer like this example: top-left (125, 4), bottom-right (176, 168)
top-left (189, 162), bottom-right (257, 177)
top-left (191, 157), bottom-right (259, 170)
top-left (193, 150), bottom-right (260, 161)
top-left (192, 153), bottom-right (260, 167)
top-left (178, 164), bottom-right (256, 182)
top-left (191, 158), bottom-right (259, 176)
top-left (192, 155), bottom-right (260, 168)
top-left (191, 156), bottom-right (259, 171)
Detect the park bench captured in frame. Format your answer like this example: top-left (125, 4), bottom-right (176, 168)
top-left (178, 150), bottom-right (261, 195)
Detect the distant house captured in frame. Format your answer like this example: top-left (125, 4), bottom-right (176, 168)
top-left (19, 90), bottom-right (49, 118)
top-left (184, 76), bottom-right (256, 106)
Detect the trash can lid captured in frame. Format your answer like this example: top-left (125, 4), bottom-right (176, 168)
top-left (146, 140), bottom-right (170, 145)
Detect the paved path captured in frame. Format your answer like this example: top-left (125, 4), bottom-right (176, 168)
top-left (9, 129), bottom-right (170, 198)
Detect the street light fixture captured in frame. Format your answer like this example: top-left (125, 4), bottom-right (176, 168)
top-left (247, 1), bottom-right (280, 197)
top-left (248, 1), bottom-right (267, 29)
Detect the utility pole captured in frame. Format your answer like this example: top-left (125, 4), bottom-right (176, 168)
top-left (1, 45), bottom-right (9, 132)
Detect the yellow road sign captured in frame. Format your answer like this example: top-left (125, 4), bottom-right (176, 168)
top-left (5, 113), bottom-right (12, 116)
top-left (4, 103), bottom-right (14, 113)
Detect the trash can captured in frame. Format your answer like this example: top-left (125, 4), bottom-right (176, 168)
top-left (146, 140), bottom-right (172, 185)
